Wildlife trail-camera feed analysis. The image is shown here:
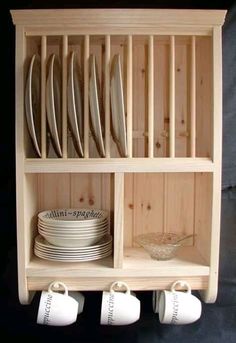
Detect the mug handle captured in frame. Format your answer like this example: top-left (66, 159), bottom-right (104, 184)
top-left (110, 281), bottom-right (130, 295)
top-left (171, 280), bottom-right (191, 294)
top-left (48, 281), bottom-right (68, 296)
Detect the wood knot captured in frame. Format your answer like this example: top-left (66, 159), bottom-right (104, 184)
top-left (79, 197), bottom-right (84, 202)
top-left (89, 198), bottom-right (94, 206)
top-left (147, 204), bottom-right (151, 210)
top-left (164, 117), bottom-right (170, 124)
top-left (156, 141), bottom-right (161, 149)
top-left (128, 203), bottom-right (134, 210)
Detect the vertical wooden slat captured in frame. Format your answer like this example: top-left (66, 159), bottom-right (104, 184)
top-left (148, 35), bottom-right (154, 157)
top-left (127, 35), bottom-right (133, 158)
top-left (114, 172), bottom-right (124, 268)
top-left (191, 36), bottom-right (196, 157)
top-left (62, 35), bottom-right (68, 158)
top-left (105, 35), bottom-right (110, 158)
top-left (169, 35), bottom-right (175, 157)
top-left (84, 35), bottom-right (90, 158)
top-left (41, 36), bottom-right (47, 159)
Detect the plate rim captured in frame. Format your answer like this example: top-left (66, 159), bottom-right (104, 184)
top-left (25, 54), bottom-right (41, 157)
top-left (46, 53), bottom-right (62, 157)
top-left (89, 54), bottom-right (105, 157)
top-left (67, 51), bottom-right (84, 157)
top-left (110, 54), bottom-right (128, 157)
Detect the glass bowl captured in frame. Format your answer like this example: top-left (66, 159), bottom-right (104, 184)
top-left (134, 232), bottom-right (187, 260)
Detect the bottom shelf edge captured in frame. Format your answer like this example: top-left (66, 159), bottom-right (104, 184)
top-left (27, 275), bottom-right (209, 291)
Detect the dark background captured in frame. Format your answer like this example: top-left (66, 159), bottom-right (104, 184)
top-left (1, 1), bottom-right (236, 342)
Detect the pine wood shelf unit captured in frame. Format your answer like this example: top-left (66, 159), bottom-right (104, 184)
top-left (11, 9), bottom-right (226, 304)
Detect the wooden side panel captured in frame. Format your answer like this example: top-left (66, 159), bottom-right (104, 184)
top-left (154, 38), bottom-right (169, 157)
top-left (165, 173), bottom-right (194, 239)
top-left (25, 174), bottom-right (39, 262)
top-left (175, 37), bottom-right (190, 157)
top-left (133, 38), bottom-right (148, 157)
top-left (196, 36), bottom-right (213, 158)
top-left (195, 173), bottom-right (213, 264)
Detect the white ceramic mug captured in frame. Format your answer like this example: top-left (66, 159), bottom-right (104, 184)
top-left (68, 291), bottom-right (85, 314)
top-left (158, 280), bottom-right (202, 325)
top-left (152, 290), bottom-right (160, 313)
top-left (37, 281), bottom-right (79, 326)
top-left (100, 281), bottom-right (140, 326)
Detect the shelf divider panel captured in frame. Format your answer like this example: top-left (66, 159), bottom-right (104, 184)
top-left (114, 172), bottom-right (124, 268)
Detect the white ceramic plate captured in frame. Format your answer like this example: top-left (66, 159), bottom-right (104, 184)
top-left (35, 245), bottom-right (112, 259)
top-left (25, 54), bottom-right (41, 157)
top-left (35, 249), bottom-right (112, 260)
top-left (35, 243), bottom-right (111, 256)
top-left (38, 216), bottom-right (108, 228)
top-left (110, 54), bottom-right (128, 157)
top-left (38, 225), bottom-right (108, 236)
top-left (38, 208), bottom-right (108, 225)
top-left (46, 53), bottom-right (62, 157)
top-left (39, 231), bottom-right (106, 247)
top-left (34, 248), bottom-right (112, 262)
top-left (38, 227), bottom-right (108, 237)
top-left (35, 241), bottom-right (112, 256)
top-left (67, 51), bottom-right (84, 157)
top-left (38, 221), bottom-right (108, 232)
top-left (89, 54), bottom-right (105, 157)
top-left (35, 234), bottom-right (112, 251)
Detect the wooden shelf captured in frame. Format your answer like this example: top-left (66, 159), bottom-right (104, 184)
top-left (27, 247), bottom-right (209, 278)
top-left (26, 247), bottom-right (209, 291)
top-left (123, 247), bottom-right (209, 276)
top-left (24, 158), bottom-right (215, 173)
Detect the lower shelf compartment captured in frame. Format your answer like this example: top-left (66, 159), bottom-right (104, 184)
top-left (26, 247), bottom-right (209, 291)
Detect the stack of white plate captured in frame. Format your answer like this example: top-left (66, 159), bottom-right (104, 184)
top-left (34, 234), bottom-right (112, 262)
top-left (34, 208), bottom-right (112, 262)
